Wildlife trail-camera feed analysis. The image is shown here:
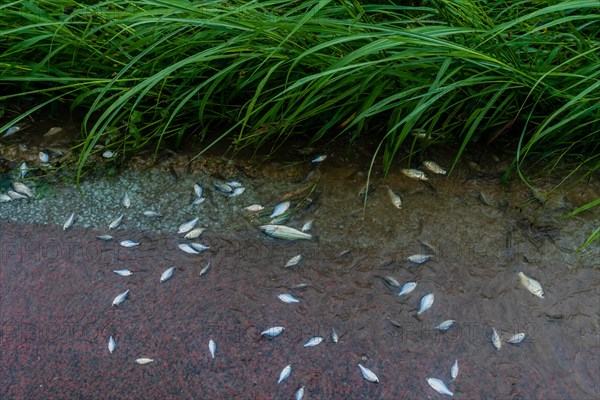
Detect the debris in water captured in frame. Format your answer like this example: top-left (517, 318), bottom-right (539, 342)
top-left (518, 271), bottom-right (545, 299)
top-left (427, 377), bottom-right (453, 397)
top-left (358, 364), bottom-right (379, 383)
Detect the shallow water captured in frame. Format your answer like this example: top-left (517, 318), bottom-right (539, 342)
top-left (1, 133), bottom-right (599, 398)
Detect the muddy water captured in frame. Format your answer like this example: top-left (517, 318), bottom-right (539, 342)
top-left (1, 134), bottom-right (599, 398)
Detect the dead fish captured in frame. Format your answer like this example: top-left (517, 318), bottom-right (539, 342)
top-left (112, 289), bottom-right (129, 306)
top-left (213, 182), bottom-right (233, 193)
top-left (506, 333), bottom-right (526, 344)
top-left (311, 155), bottom-right (327, 163)
top-left (4, 125), bottom-right (21, 137)
top-left (229, 187), bottom-right (245, 197)
top-left (401, 168), bottom-right (428, 181)
top-left (295, 386), bottom-right (305, 400)
top-left (398, 282), bottom-right (417, 297)
top-left (199, 261), bottom-right (211, 276)
top-left (0, 194), bottom-right (12, 202)
top-left (102, 150), bottom-right (115, 159)
top-left (185, 227), bottom-right (205, 239)
top-left (226, 181), bottom-right (243, 188)
top-left (39, 151), bottom-right (49, 163)
top-left (417, 293), bottom-right (434, 315)
top-left (261, 327), bottom-right (284, 337)
top-left (270, 201), bottom-right (290, 218)
top-left (358, 364), bottom-right (379, 383)
top-left (143, 210), bottom-right (162, 218)
top-left (135, 358), bottom-right (153, 365)
top-left (291, 283), bottom-right (309, 290)
top-left (244, 204), bottom-right (264, 212)
top-left (209, 339), bottom-right (216, 358)
top-left (260, 225), bottom-right (312, 241)
top-left (123, 192), bottom-right (131, 208)
top-left (63, 212), bottom-right (75, 230)
top-left (518, 271), bottom-right (545, 299)
top-left (423, 160), bottom-right (447, 175)
top-left (19, 162), bottom-right (28, 178)
top-left (285, 255), bottom-right (303, 268)
top-left (178, 217), bottom-right (199, 234)
top-left (97, 234), bottom-right (113, 241)
top-left (379, 275), bottom-right (401, 288)
top-left (427, 377), bottom-right (453, 397)
top-left (108, 336), bottom-right (115, 353)
top-left (303, 337), bottom-right (323, 347)
top-left (109, 213), bottom-right (124, 229)
top-left (301, 220), bottom-right (314, 232)
top-left (387, 187), bottom-right (402, 209)
top-left (492, 328), bottom-right (502, 350)
top-left (435, 320), bottom-right (456, 332)
top-left (178, 243), bottom-right (199, 254)
top-left (190, 243), bottom-right (210, 253)
top-left (160, 266), bottom-right (175, 282)
top-left (278, 365), bottom-right (291, 384)
top-left (407, 254), bottom-right (431, 264)
top-left (278, 293), bottom-right (299, 303)
top-left (13, 181), bottom-right (34, 197)
top-left (120, 240), bottom-right (139, 248)
top-left (113, 269), bottom-right (133, 277)
top-left (332, 328), bottom-right (338, 343)
top-left (7, 190), bottom-right (27, 200)
top-left (193, 183), bottom-right (203, 198)
top-left (192, 197), bottom-right (205, 206)
top-left (451, 359), bottom-right (458, 381)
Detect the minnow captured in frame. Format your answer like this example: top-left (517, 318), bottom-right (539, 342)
top-left (398, 282), bottom-right (417, 297)
top-left (108, 336), bottom-right (115, 353)
top-left (518, 271), bottom-right (544, 299)
top-left (185, 228), bottom-right (205, 239)
top-left (192, 197), bottom-right (205, 206)
top-left (301, 220), bottom-right (314, 232)
top-left (303, 337), bottom-right (323, 347)
top-left (193, 184), bottom-right (203, 198)
top-left (270, 201), bottom-right (290, 218)
top-left (379, 275), bottom-right (401, 288)
top-left (63, 213), bottom-right (75, 230)
top-left (506, 333), bottom-right (526, 344)
top-left (427, 377), bottom-right (453, 397)
top-left (285, 255), bottom-right (303, 268)
top-left (13, 181), bottom-right (34, 197)
top-left (143, 210), bottom-right (162, 218)
top-left (417, 293), bottom-right (434, 315)
top-left (109, 214), bottom-right (124, 229)
top-left (199, 261), bottom-right (211, 276)
top-left (120, 240), bottom-right (139, 248)
top-left (407, 254), bottom-right (431, 264)
top-left (135, 358), bottom-right (154, 365)
top-left (451, 360), bottom-right (458, 381)
top-left (278, 293), bottom-right (299, 303)
top-left (278, 365), bottom-right (291, 384)
top-left (423, 161), bottom-right (447, 175)
top-left (358, 364), bottom-right (379, 383)
top-left (229, 187), bottom-right (245, 197)
top-left (244, 204), bottom-right (264, 212)
top-left (122, 192), bottom-right (131, 208)
top-left (492, 328), bottom-right (501, 350)
top-left (97, 234), bottom-right (113, 241)
top-left (401, 168), bottom-right (428, 181)
top-left (7, 190), bottom-right (27, 200)
top-left (178, 243), bottom-right (199, 254)
top-left (178, 217), bottom-right (199, 234)
top-left (209, 339), bottom-right (216, 358)
top-left (39, 151), bottom-right (49, 163)
top-left (260, 225), bottom-right (312, 241)
top-left (387, 187), bottom-right (402, 209)
top-left (331, 328), bottom-right (338, 343)
top-left (19, 162), bottom-right (28, 178)
top-left (295, 386), bottom-right (305, 400)
top-left (213, 182), bottom-right (233, 193)
top-left (435, 320), bottom-right (456, 332)
top-left (226, 181), bottom-right (243, 188)
top-left (190, 243), bottom-right (210, 253)
top-left (261, 327), bottom-right (284, 337)
top-left (160, 266), bottom-right (175, 282)
top-left (113, 269), bottom-right (132, 277)
top-left (311, 155), bottom-right (327, 163)
top-left (112, 289), bottom-right (129, 306)
top-left (0, 194), bottom-right (11, 202)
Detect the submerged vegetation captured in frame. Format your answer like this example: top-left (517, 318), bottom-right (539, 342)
top-left (0, 0), bottom-right (598, 240)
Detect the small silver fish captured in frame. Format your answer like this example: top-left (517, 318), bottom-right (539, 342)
top-left (96, 234), bottom-right (113, 241)
top-left (7, 190), bottom-right (27, 200)
top-left (0, 194), bottom-right (12, 202)
top-left (199, 261), bottom-right (211, 276)
top-left (213, 182), bottom-right (233, 193)
top-left (332, 328), bottom-right (338, 343)
top-left (398, 282), bottom-right (417, 297)
top-left (303, 337), bottom-right (323, 347)
top-left (123, 192), bottom-right (131, 208)
top-left (120, 240), bottom-right (139, 248)
top-left (451, 360), bottom-right (458, 381)
top-left (285, 255), bottom-right (303, 268)
top-left (39, 151), bottom-right (49, 163)
top-left (113, 269), bottom-right (132, 277)
top-left (19, 162), bottom-right (28, 178)
top-left (427, 377), bottom-right (453, 397)
top-left (423, 160), bottom-right (447, 175)
top-left (407, 254), bottom-right (431, 264)
top-left (518, 271), bottom-right (545, 299)
top-left (291, 283), bottom-right (309, 290)
top-left (244, 204), bottom-right (264, 212)
top-left (102, 150), bottom-right (115, 159)
top-left (178, 243), bottom-right (199, 254)
top-left (387, 187), bottom-right (402, 209)
top-left (278, 293), bottom-right (299, 303)
top-left (185, 227), bottom-right (205, 239)
top-left (311, 155), bottom-right (327, 163)
top-left (108, 336), bottom-right (115, 353)
top-left (401, 168), bottom-right (428, 181)
top-left (278, 364), bottom-right (291, 384)
top-left (270, 201), bottom-right (290, 218)
top-left (4, 125), bottom-right (21, 137)
top-left (112, 289), bottom-right (129, 306)
top-left (260, 225), bottom-right (312, 241)
top-left (261, 327), bottom-right (285, 337)
top-left (63, 213), bottom-right (75, 230)
top-left (192, 197), bottom-right (206, 206)
top-left (358, 364), bottom-right (379, 383)
top-left (160, 266), bottom-right (175, 282)
top-left (190, 243), bottom-right (210, 253)
top-left (492, 328), bottom-right (502, 350)
top-left (143, 210), bottom-right (162, 218)
top-left (135, 358), bottom-right (153, 365)
top-left (226, 181), bottom-right (243, 188)
top-left (178, 217), bottom-right (199, 234)
top-left (209, 339), bottom-right (216, 358)
top-left (435, 320), bottom-right (456, 332)
top-left (193, 183), bottom-right (203, 198)
top-left (109, 213), bottom-right (124, 229)
top-left (417, 293), bottom-right (434, 315)
top-left (295, 386), bottom-right (305, 400)
top-left (229, 187), bottom-right (245, 197)
top-left (301, 220), bottom-right (314, 232)
top-left (506, 333), bottom-right (526, 344)
top-left (13, 181), bottom-right (34, 197)
top-left (380, 275), bottom-right (401, 288)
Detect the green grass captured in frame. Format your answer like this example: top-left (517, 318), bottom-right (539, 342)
top-left (1, 0), bottom-right (599, 245)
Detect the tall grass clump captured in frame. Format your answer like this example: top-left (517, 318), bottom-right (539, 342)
top-left (1, 0), bottom-right (598, 243)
